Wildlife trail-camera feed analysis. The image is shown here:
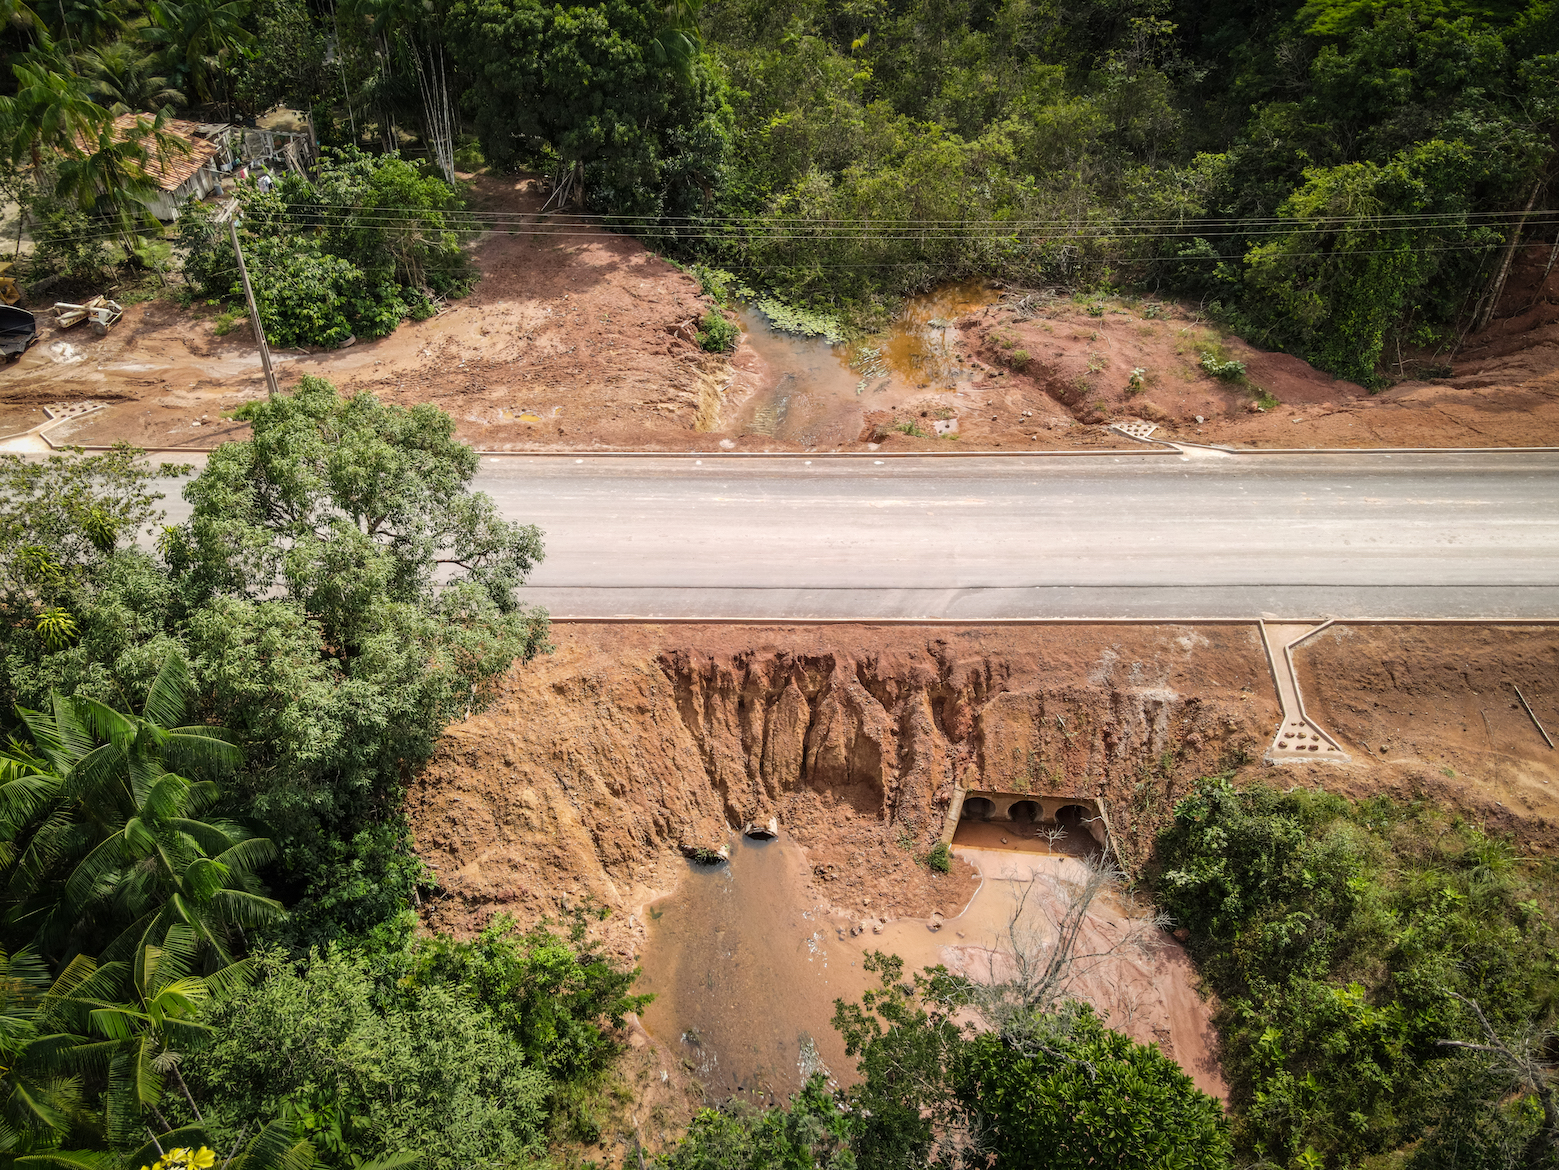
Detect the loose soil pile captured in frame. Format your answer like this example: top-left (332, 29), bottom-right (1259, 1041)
top-left (6, 179), bottom-right (1556, 451)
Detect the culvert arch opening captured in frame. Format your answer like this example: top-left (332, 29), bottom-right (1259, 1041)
top-left (963, 796), bottom-right (996, 821)
top-left (1010, 800), bottom-right (1040, 824)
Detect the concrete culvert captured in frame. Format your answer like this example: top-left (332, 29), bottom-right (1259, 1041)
top-left (744, 817), bottom-right (779, 840)
top-left (1010, 800), bottom-right (1040, 824)
top-left (1055, 804), bottom-right (1090, 828)
top-left (963, 796), bottom-right (996, 821)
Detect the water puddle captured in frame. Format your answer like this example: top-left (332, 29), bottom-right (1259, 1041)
top-left (636, 827), bottom-right (1228, 1105)
top-left (731, 280), bottom-right (1001, 445)
top-left (637, 836), bottom-right (854, 1104)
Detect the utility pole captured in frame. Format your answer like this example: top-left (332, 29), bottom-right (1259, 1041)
top-left (228, 215), bottom-right (279, 400)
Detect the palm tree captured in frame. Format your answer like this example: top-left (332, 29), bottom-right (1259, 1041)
top-left (42, 926), bottom-right (249, 1142)
top-left (0, 946), bottom-right (102, 1163)
top-left (47, 0), bottom-right (126, 52)
top-left (80, 41), bottom-right (186, 115)
top-left (2, 655), bottom-right (284, 969)
top-left (0, 53), bottom-right (111, 167)
top-left (52, 116), bottom-right (166, 257)
top-left (140, 0), bottom-right (252, 107)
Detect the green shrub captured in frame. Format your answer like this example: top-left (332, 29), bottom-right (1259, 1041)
top-left (1009, 349), bottom-right (1030, 369)
top-left (1199, 352), bottom-right (1246, 381)
top-left (927, 842), bottom-right (951, 873)
top-left (697, 307), bottom-right (740, 352)
top-left (1152, 777), bottom-right (1559, 1166)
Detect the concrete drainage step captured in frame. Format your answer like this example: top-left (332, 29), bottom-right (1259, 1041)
top-left (1261, 620), bottom-right (1351, 765)
top-left (1111, 421), bottom-right (1159, 443)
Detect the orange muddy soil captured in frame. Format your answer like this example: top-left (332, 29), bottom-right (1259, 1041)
top-left (404, 619), bottom-right (1557, 1143)
top-left (5, 178), bottom-right (1556, 452)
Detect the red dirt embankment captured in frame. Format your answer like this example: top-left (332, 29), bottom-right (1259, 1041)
top-left (918, 242), bottom-right (1559, 451)
top-left (6, 178), bottom-right (1557, 451)
top-left (408, 621), bottom-right (1559, 948)
top-left (405, 621), bottom-right (1558, 1154)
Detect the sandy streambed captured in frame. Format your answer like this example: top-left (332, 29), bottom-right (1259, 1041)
top-left (634, 835), bottom-right (1226, 1105)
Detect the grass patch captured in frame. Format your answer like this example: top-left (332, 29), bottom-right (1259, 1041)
top-left (696, 308), bottom-right (739, 352)
top-left (211, 307), bottom-right (245, 336)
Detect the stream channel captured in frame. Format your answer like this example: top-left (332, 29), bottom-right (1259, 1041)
top-left (633, 819), bottom-right (1228, 1105)
top-left (728, 280), bottom-right (1002, 446)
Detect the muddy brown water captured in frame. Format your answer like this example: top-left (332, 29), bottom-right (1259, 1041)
top-left (731, 281), bottom-right (1001, 445)
top-left (636, 835), bottom-right (859, 1103)
top-left (636, 829), bottom-right (1228, 1105)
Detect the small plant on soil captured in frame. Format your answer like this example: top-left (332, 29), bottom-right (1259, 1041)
top-left (1142, 303), bottom-right (1167, 318)
top-left (1200, 351), bottom-right (1247, 381)
top-left (1009, 349), bottom-right (1030, 370)
top-left (755, 297), bottom-right (843, 342)
top-left (212, 307), bottom-right (245, 336)
top-left (697, 308), bottom-right (739, 352)
top-left (1086, 350), bottom-right (1107, 373)
top-left (687, 847), bottom-right (725, 866)
top-left (927, 842), bottom-right (951, 873)
top-left (1086, 301), bottom-right (1105, 317)
top-left (1127, 367), bottom-right (1147, 393)
top-left (894, 419), bottom-right (927, 438)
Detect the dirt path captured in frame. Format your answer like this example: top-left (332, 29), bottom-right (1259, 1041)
top-left (6, 179), bottom-right (1557, 452)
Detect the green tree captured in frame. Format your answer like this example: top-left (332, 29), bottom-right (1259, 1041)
top-left (0, 945), bottom-right (97, 1163)
top-left (2, 656), bottom-right (283, 966)
top-left (81, 41), bottom-right (187, 114)
top-left (53, 112), bottom-right (182, 257)
top-left (0, 56), bottom-right (111, 167)
top-left (141, 0), bottom-right (254, 105)
top-left (656, 1075), bottom-right (857, 1170)
top-left (45, 926), bottom-right (257, 1143)
top-left (404, 913), bottom-right (651, 1084)
top-left (443, 0), bottom-right (730, 208)
top-left (184, 946), bottom-right (551, 1170)
top-left (160, 378), bottom-right (548, 912)
top-left (1245, 139), bottom-right (1499, 385)
top-left (958, 1011), bottom-right (1231, 1170)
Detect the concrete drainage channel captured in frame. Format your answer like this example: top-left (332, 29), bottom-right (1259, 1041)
top-left (1260, 620), bottom-right (1351, 765)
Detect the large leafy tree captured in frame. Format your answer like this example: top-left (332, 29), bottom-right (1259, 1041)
top-left (184, 946), bottom-right (552, 1170)
top-left (443, 0), bottom-right (731, 209)
top-left (161, 377), bottom-right (549, 907)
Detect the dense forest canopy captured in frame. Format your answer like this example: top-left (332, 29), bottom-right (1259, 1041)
top-left (0, 0), bottom-right (1555, 379)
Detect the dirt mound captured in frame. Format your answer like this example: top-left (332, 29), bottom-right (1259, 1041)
top-left (406, 623), bottom-right (1277, 950)
top-left (8, 197), bottom-right (1557, 452)
top-left (409, 621), bottom-right (1559, 947)
top-left (933, 292), bottom-right (1559, 451)
top-left (5, 174), bottom-right (737, 452)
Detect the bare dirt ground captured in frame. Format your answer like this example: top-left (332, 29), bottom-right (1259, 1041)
top-left (932, 240), bottom-right (1559, 451)
top-left (2, 174), bottom-right (730, 450)
top-left (5, 177), bottom-right (1556, 452)
top-left (405, 620), bottom-right (1557, 1159)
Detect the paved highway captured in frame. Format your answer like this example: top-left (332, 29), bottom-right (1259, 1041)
top-left (155, 450), bottom-right (1559, 620)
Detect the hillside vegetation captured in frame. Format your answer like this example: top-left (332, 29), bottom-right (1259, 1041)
top-left (1, 0), bottom-right (1556, 381)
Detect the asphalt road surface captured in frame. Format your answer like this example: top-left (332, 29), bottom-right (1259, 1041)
top-left (154, 450), bottom-right (1559, 620)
